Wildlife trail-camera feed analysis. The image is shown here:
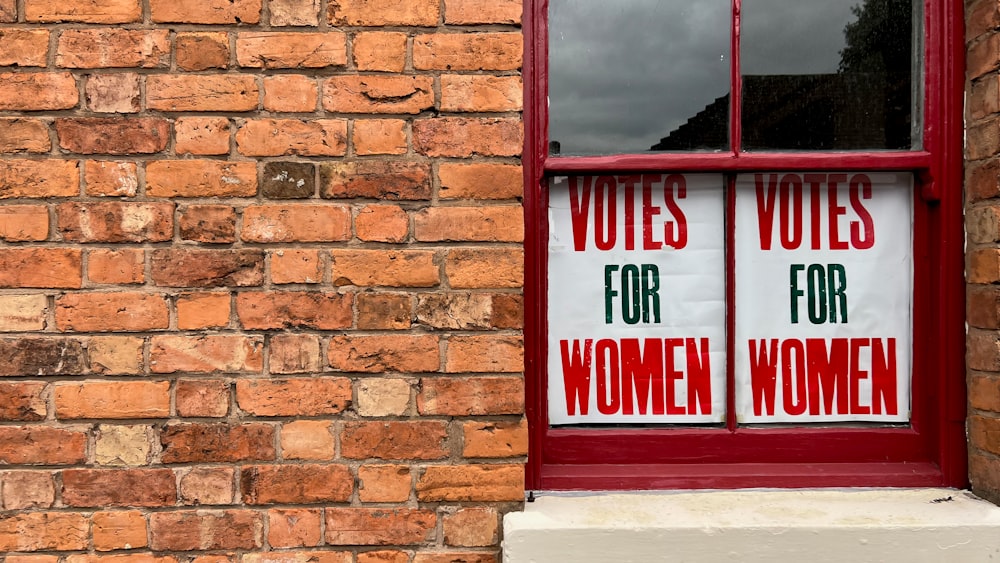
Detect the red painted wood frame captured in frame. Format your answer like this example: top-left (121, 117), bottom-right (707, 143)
top-left (523, 0), bottom-right (968, 490)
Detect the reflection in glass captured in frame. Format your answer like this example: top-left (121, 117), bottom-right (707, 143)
top-left (741, 0), bottom-right (917, 150)
top-left (548, 0), bottom-right (730, 156)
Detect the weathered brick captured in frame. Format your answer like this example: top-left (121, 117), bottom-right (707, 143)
top-left (176, 380), bottom-right (230, 418)
top-left (970, 285), bottom-right (1000, 329)
top-left (176, 32), bottom-right (230, 71)
top-left (356, 205), bottom-right (409, 242)
top-left (86, 73), bottom-right (142, 113)
top-left (445, 0), bottom-right (521, 24)
top-left (0, 512), bottom-right (88, 552)
top-left (178, 467), bottom-right (235, 505)
top-left (243, 553), bottom-right (349, 563)
top-left (25, 0), bottom-right (140, 23)
top-left (85, 161), bottom-right (138, 197)
top-left (236, 378), bottom-right (351, 416)
top-left (263, 75), bottom-right (319, 112)
top-left (321, 160), bottom-right (431, 200)
top-left (969, 248), bottom-right (1000, 284)
top-left (445, 248), bottom-right (523, 289)
top-left (94, 424), bottom-right (152, 466)
top-left (177, 292), bottom-right (231, 330)
top-left (0, 426), bottom-right (87, 464)
top-left (146, 160), bottom-right (257, 197)
top-left (175, 117), bottom-right (231, 155)
top-left (969, 74), bottom-right (1000, 122)
top-left (416, 464), bottom-right (523, 501)
top-left (418, 376), bottom-right (524, 415)
top-left (323, 76), bottom-right (434, 114)
top-left (178, 204), bottom-right (238, 243)
top-left (66, 557), bottom-right (178, 563)
top-left (441, 75), bottom-right (522, 113)
top-left (0, 382), bottom-right (47, 421)
top-left (414, 207), bottom-right (523, 242)
top-left (969, 328), bottom-right (1000, 372)
top-left (2, 471), bottom-right (55, 509)
top-left (353, 32), bottom-right (406, 72)
top-left (970, 414), bottom-right (1000, 455)
top-left (236, 119), bottom-right (347, 157)
top-left (92, 510), bottom-right (148, 551)
top-left (414, 117), bottom-right (522, 157)
top-left (357, 293), bottom-right (412, 330)
top-left (342, 421), bottom-right (447, 460)
top-left (0, 248), bottom-right (82, 289)
top-left (0, 28), bottom-right (48, 66)
top-left (331, 250), bottom-right (439, 287)
top-left (354, 119), bottom-right (407, 156)
top-left (280, 420), bottom-right (334, 460)
top-left (268, 508), bottom-right (322, 548)
top-left (0, 206), bottom-right (48, 241)
top-left (269, 333), bottom-right (322, 373)
top-left (150, 0), bottom-right (261, 24)
top-left (271, 249), bottom-right (323, 284)
top-left (55, 381), bottom-right (170, 419)
top-left (357, 552), bottom-right (408, 563)
top-left (0, 72), bottom-right (77, 111)
top-left (87, 249), bottom-right (145, 285)
top-left (358, 465), bottom-right (411, 502)
top-left (0, 294), bottom-right (48, 332)
top-left (416, 293), bottom-right (492, 330)
top-left (0, 337), bottom-right (86, 376)
top-left (263, 161), bottom-right (316, 198)
top-left (0, 0), bottom-right (11, 21)
top-left (0, 159), bottom-right (79, 198)
top-left (160, 423), bottom-right (275, 463)
top-left (414, 33), bottom-right (521, 71)
top-left (87, 336), bottom-right (144, 374)
top-left (971, 450), bottom-right (1000, 508)
top-left (328, 0), bottom-right (438, 26)
top-left (236, 32), bottom-right (346, 68)
top-left (241, 464), bottom-right (352, 504)
top-left (463, 419), bottom-right (528, 458)
top-left (329, 334), bottom-right (439, 372)
top-left (0, 118), bottom-right (51, 154)
top-left (56, 292), bottom-right (168, 332)
top-left (151, 249), bottom-right (264, 287)
top-left (970, 33), bottom-right (1000, 81)
top-left (150, 335), bottom-right (264, 373)
top-left (236, 291), bottom-right (351, 329)
top-left (58, 201), bottom-right (173, 242)
top-left (56, 29), bottom-right (170, 68)
top-left (968, 117), bottom-right (1000, 161)
top-left (412, 554), bottom-right (496, 563)
top-left (356, 378), bottom-right (411, 417)
top-left (443, 507), bottom-right (498, 547)
top-left (147, 75), bottom-right (259, 112)
top-left (241, 204), bottom-right (351, 242)
top-left (270, 0), bottom-right (319, 25)
top-left (968, 0), bottom-right (1000, 42)
top-left (970, 372), bottom-right (1000, 412)
top-left (439, 162), bottom-right (523, 200)
top-left (446, 335), bottom-right (523, 372)
top-left (62, 469), bottom-right (176, 507)
top-left (150, 510), bottom-right (263, 551)
top-left (325, 508), bottom-right (436, 546)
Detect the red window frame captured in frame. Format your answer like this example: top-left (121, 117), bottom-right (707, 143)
top-left (523, 0), bottom-right (967, 490)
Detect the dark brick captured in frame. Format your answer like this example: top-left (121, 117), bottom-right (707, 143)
top-left (262, 162), bottom-right (316, 198)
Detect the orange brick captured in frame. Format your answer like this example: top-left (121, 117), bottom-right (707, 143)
top-left (25, 0), bottom-right (141, 23)
top-left (280, 420), bottom-right (334, 460)
top-left (236, 32), bottom-right (346, 68)
top-left (417, 376), bottom-right (524, 415)
top-left (147, 160), bottom-right (257, 197)
top-left (93, 510), bottom-right (148, 551)
top-left (149, 510), bottom-right (263, 551)
top-left (323, 76), bottom-right (433, 114)
top-left (354, 119), bottom-right (407, 155)
top-left (358, 465), bottom-right (411, 502)
top-left (325, 508), bottom-right (436, 546)
top-left (241, 204), bottom-right (351, 242)
top-left (446, 335), bottom-right (523, 372)
top-left (150, 0), bottom-right (261, 24)
top-left (175, 117), bottom-right (231, 155)
top-left (0, 426), bottom-right (87, 464)
top-left (356, 205), bottom-right (408, 242)
top-left (56, 29), bottom-right (169, 68)
top-left (268, 508), bottom-right (322, 548)
top-left (330, 250), bottom-right (439, 287)
top-left (177, 204), bottom-right (238, 243)
top-left (970, 373), bottom-right (1000, 412)
top-left (160, 423), bottom-right (275, 463)
top-left (970, 414), bottom-right (1000, 455)
top-left (58, 202), bottom-right (173, 242)
top-left (321, 160), bottom-right (431, 200)
top-left (0, 205), bottom-right (49, 241)
top-left (178, 466), bottom-right (235, 505)
top-left (462, 419), bottom-right (528, 458)
top-left (357, 551), bottom-right (408, 563)
top-left (443, 507), bottom-right (498, 547)
top-left (328, 0), bottom-right (438, 26)
top-left (341, 421), bottom-right (448, 460)
top-left (0, 382), bottom-right (47, 421)
top-left (0, 159), bottom-right (79, 198)
top-left (0, 118), bottom-right (51, 153)
top-left (0, 0), bottom-right (10, 21)
top-left (416, 464), bottom-right (523, 501)
top-left (328, 334), bottom-right (439, 372)
top-left (353, 31), bottom-right (406, 72)
top-left (55, 380), bottom-right (170, 419)
top-left (445, 248), bottom-right (523, 289)
top-left (236, 119), bottom-right (347, 156)
top-left (147, 75), bottom-right (259, 112)
top-left (439, 163), bottom-right (523, 200)
top-left (235, 291), bottom-right (352, 330)
top-left (0, 248), bottom-right (82, 289)
top-left (177, 292), bottom-right (232, 329)
top-left (414, 33), bottom-right (522, 71)
top-left (88, 249), bottom-right (145, 284)
top-left (271, 249), bottom-right (322, 284)
top-left (357, 293), bottom-right (412, 330)
top-left (0, 29), bottom-right (49, 66)
top-left (412, 554), bottom-right (495, 563)
top-left (150, 335), bottom-right (263, 373)
top-left (235, 378), bottom-right (351, 416)
top-left (241, 464), bottom-right (352, 504)
top-left (1, 471), bottom-right (55, 509)
top-left (969, 248), bottom-right (1000, 284)
top-left (445, 0), bottom-right (521, 24)
top-left (85, 161), bottom-right (138, 197)
top-left (269, 333), bottom-right (322, 373)
top-left (176, 379), bottom-right (230, 417)
top-left (175, 32), bottom-right (230, 71)
top-left (151, 249), bottom-right (264, 288)
top-left (86, 73), bottom-right (141, 113)
top-left (62, 468), bottom-right (176, 507)
top-left (0, 72), bottom-right (78, 111)
top-left (414, 206), bottom-right (523, 242)
top-left (55, 292), bottom-right (168, 332)
top-left (414, 117), bottom-right (522, 157)
top-left (263, 75), bottom-right (319, 112)
top-left (0, 512), bottom-right (88, 551)
top-left (441, 75), bottom-right (522, 112)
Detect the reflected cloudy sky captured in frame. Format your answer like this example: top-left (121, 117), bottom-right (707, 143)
top-left (548, 0), bottom-right (864, 156)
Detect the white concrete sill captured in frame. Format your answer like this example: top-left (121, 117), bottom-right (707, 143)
top-left (503, 488), bottom-right (1000, 562)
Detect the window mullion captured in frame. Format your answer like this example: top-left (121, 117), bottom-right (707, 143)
top-left (731, 0), bottom-right (743, 155)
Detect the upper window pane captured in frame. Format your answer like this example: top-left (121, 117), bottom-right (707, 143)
top-left (548, 0), bottom-right (730, 156)
top-left (741, 0), bottom-right (917, 151)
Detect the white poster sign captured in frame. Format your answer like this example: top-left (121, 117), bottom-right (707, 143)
top-left (734, 172), bottom-right (912, 423)
top-left (547, 174), bottom-right (726, 424)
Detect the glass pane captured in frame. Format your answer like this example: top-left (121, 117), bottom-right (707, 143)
top-left (548, 0), bottom-right (730, 156)
top-left (741, 0), bottom-right (917, 150)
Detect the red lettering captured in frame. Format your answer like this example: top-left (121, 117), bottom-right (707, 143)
top-left (663, 174), bottom-right (688, 249)
top-left (781, 338), bottom-right (808, 415)
top-left (871, 338), bottom-right (897, 415)
top-left (806, 338), bottom-right (849, 415)
top-left (664, 338), bottom-right (685, 415)
top-left (620, 338), bottom-right (665, 415)
top-left (595, 339), bottom-right (620, 415)
top-left (849, 338), bottom-right (871, 415)
top-left (594, 176), bottom-right (617, 251)
top-left (560, 339), bottom-right (592, 416)
top-left (686, 337), bottom-right (711, 415)
top-left (779, 174), bottom-right (803, 250)
top-left (849, 174), bottom-right (875, 250)
top-left (568, 177), bottom-right (591, 252)
top-left (827, 173), bottom-right (849, 250)
top-left (749, 339), bottom-right (779, 416)
top-left (805, 173), bottom-right (825, 250)
top-left (621, 175), bottom-right (641, 251)
top-left (641, 178), bottom-right (662, 250)
top-left (755, 174), bottom-right (779, 250)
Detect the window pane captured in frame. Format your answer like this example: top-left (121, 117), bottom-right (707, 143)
top-left (548, 0), bottom-right (730, 156)
top-left (741, 0), bottom-right (917, 150)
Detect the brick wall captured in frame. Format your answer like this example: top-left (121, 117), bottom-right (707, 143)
top-left (967, 0), bottom-right (1000, 505)
top-left (0, 0), bottom-right (526, 560)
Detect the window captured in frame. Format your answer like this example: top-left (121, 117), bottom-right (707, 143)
top-left (523, 0), bottom-right (966, 489)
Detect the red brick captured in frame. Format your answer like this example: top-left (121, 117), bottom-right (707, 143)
top-left (147, 75), bottom-right (259, 112)
top-left (321, 160), bottom-right (431, 200)
top-left (93, 510), bottom-right (148, 551)
top-left (0, 0), bottom-right (10, 21)
top-left (342, 421), bottom-right (448, 460)
top-left (243, 554), bottom-right (348, 563)
top-left (62, 469), bottom-right (176, 507)
top-left (414, 117), bottom-right (522, 157)
top-left (177, 292), bottom-right (232, 330)
top-left (0, 382), bottom-right (47, 421)
top-left (445, 0), bottom-right (521, 24)
top-left (235, 291), bottom-right (351, 329)
top-left (416, 464), bottom-right (523, 501)
top-left (357, 293), bottom-right (412, 330)
top-left (353, 32), bottom-right (406, 72)
top-left (331, 250), bottom-right (439, 287)
top-left (416, 293), bottom-right (491, 330)
top-left (175, 117), bottom-right (231, 155)
top-left (270, 0), bottom-right (319, 25)
top-left (418, 376), bottom-right (524, 415)
top-left (147, 160), bottom-right (257, 197)
top-left (444, 508), bottom-right (498, 547)
top-left (55, 293), bottom-right (168, 332)
top-left (323, 75), bottom-right (433, 114)
top-left (263, 75), bottom-right (319, 112)
top-left (0, 29), bottom-right (48, 66)
top-left (414, 207), bottom-right (523, 242)
top-left (0, 337), bottom-right (86, 376)
top-left (414, 33), bottom-right (521, 71)
top-left (151, 249), bottom-right (264, 287)
top-left (177, 204), bottom-right (237, 243)
top-left (56, 29), bottom-right (169, 68)
top-left (269, 333), bottom-right (322, 373)
top-left (463, 419), bottom-right (528, 458)
top-left (969, 249), bottom-right (1000, 284)
top-left (0, 512), bottom-right (88, 552)
top-left (328, 334), bottom-right (440, 372)
top-left (328, 0), bottom-right (438, 26)
top-left (88, 248), bottom-right (145, 284)
top-left (268, 508), bottom-right (322, 548)
top-left (969, 285), bottom-right (1000, 329)
top-left (178, 466), bottom-right (235, 505)
top-left (236, 32), bottom-right (346, 68)
top-left (441, 75), bottom-right (522, 112)
top-left (271, 249), bottom-right (323, 284)
top-left (325, 508), bottom-right (436, 546)
top-left (176, 32), bottom-right (230, 71)
top-left (241, 464), bottom-right (352, 504)
top-left (236, 119), bottom-right (347, 157)
top-left (241, 203), bottom-right (351, 242)
top-left (0, 205), bottom-right (49, 241)
top-left (2, 471), bottom-right (55, 509)
top-left (0, 72), bottom-right (78, 111)
top-left (358, 465), bottom-right (411, 502)
top-left (412, 554), bottom-right (496, 563)
top-left (446, 335), bottom-right (523, 372)
top-left (0, 159), bottom-right (79, 198)
top-left (160, 423), bottom-right (275, 463)
top-left (439, 163), bottom-right (522, 200)
top-left (55, 381), bottom-right (170, 418)
top-left (235, 378), bottom-right (351, 416)
top-left (357, 552), bottom-right (408, 563)
top-left (7, 556), bottom-right (64, 563)
top-left (58, 201), bottom-right (173, 242)
top-left (85, 161), bottom-right (138, 197)
top-left (445, 248), bottom-right (523, 289)
top-left (86, 73), bottom-right (141, 113)
top-left (25, 0), bottom-right (140, 23)
top-left (356, 205), bottom-right (409, 242)
top-left (150, 335), bottom-right (263, 373)
top-left (354, 119), bottom-right (407, 156)
top-left (968, 157), bottom-right (1000, 202)
top-left (280, 420), bottom-right (334, 459)
top-left (969, 328), bottom-right (1000, 372)
top-left (0, 118), bottom-right (51, 154)
top-left (970, 372), bottom-right (1000, 412)
top-left (0, 426), bottom-right (87, 464)
top-left (150, 0), bottom-right (261, 24)
top-left (176, 379), bottom-right (230, 417)
top-left (0, 248), bottom-right (82, 288)
top-left (149, 510), bottom-right (263, 551)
